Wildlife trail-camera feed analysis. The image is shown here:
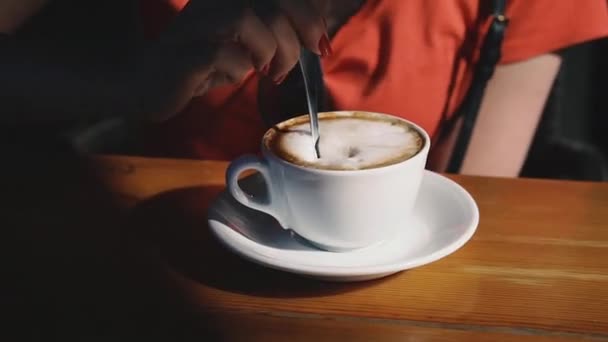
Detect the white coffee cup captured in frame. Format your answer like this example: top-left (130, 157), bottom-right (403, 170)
top-left (226, 111), bottom-right (430, 252)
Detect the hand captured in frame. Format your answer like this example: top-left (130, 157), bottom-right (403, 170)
top-left (135, 0), bottom-right (330, 122)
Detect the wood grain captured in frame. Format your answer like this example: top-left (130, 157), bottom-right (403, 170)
top-left (193, 312), bottom-right (600, 342)
top-left (94, 155), bottom-right (608, 340)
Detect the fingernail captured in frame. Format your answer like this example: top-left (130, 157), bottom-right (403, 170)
top-left (260, 63), bottom-right (270, 76)
top-left (318, 34), bottom-right (333, 57)
top-left (274, 74), bottom-right (287, 85)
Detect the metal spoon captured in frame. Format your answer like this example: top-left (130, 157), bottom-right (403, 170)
top-left (298, 48), bottom-right (321, 158)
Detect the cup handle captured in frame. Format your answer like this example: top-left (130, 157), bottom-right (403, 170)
top-left (226, 155), bottom-right (282, 222)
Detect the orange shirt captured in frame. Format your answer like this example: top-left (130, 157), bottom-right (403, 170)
top-left (140, 0), bottom-right (608, 160)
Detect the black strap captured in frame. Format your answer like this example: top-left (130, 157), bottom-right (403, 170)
top-left (446, 0), bottom-right (509, 173)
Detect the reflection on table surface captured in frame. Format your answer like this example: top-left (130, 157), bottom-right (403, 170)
top-left (2, 151), bottom-right (607, 341)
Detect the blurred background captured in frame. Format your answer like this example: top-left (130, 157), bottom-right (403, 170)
top-left (12, 0), bottom-right (608, 182)
top-left (521, 38), bottom-right (608, 182)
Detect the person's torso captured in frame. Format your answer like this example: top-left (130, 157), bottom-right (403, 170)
top-left (141, 0), bottom-right (492, 160)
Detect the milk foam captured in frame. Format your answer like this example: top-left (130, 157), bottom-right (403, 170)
top-left (276, 118), bottom-right (422, 170)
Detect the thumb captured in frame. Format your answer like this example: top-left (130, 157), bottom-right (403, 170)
top-left (190, 41), bottom-right (255, 96)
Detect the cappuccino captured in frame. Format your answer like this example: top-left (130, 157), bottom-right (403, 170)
top-left (266, 112), bottom-right (424, 170)
top-left (227, 110), bottom-right (430, 251)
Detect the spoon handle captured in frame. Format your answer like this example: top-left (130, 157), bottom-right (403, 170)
top-left (298, 48), bottom-right (321, 158)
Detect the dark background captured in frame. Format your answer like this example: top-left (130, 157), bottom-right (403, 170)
top-left (521, 38), bottom-right (608, 181)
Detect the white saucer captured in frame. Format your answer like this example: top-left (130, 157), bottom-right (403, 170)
top-left (207, 171), bottom-right (479, 282)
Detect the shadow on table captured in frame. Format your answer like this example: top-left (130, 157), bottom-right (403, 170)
top-left (0, 142), bottom-right (221, 340)
top-left (0, 140), bottom-right (388, 340)
top-left (128, 185), bottom-right (392, 299)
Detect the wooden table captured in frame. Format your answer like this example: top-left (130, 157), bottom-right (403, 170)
top-left (7, 151), bottom-right (603, 341)
top-left (81, 155), bottom-right (608, 341)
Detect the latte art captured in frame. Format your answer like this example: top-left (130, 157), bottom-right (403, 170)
top-left (267, 112), bottom-right (423, 170)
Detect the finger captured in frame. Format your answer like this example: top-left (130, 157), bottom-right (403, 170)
top-left (235, 7), bottom-right (277, 72)
top-left (192, 70), bottom-right (216, 97)
top-left (212, 42), bottom-right (255, 84)
top-left (193, 70), bottom-right (239, 97)
top-left (176, 41), bottom-right (252, 98)
top-left (262, 12), bottom-right (301, 82)
top-left (276, 0), bottom-right (330, 56)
